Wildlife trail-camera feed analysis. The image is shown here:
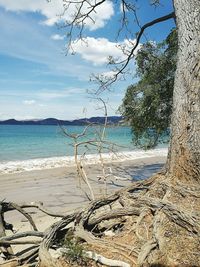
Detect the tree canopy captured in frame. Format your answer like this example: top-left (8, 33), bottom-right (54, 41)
top-left (119, 29), bottom-right (178, 149)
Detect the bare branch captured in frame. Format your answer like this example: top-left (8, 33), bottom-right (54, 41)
top-left (95, 11), bottom-right (175, 92)
top-left (0, 232), bottom-right (43, 243)
top-left (5, 203), bottom-right (38, 231)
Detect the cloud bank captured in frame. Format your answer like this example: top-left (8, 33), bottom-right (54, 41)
top-left (0, 0), bottom-right (114, 30)
top-left (71, 37), bottom-right (140, 65)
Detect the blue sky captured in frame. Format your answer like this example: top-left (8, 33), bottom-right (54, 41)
top-left (0, 0), bottom-right (175, 120)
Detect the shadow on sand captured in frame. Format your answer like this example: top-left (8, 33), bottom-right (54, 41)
top-left (115, 163), bottom-right (164, 181)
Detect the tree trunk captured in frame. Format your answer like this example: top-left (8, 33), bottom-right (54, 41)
top-left (167, 0), bottom-right (200, 182)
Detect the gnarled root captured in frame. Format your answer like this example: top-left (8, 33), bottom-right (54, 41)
top-left (1, 174), bottom-right (200, 266)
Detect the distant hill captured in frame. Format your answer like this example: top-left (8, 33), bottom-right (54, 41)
top-left (0, 116), bottom-right (124, 126)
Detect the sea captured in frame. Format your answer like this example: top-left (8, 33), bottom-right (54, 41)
top-left (0, 125), bottom-right (168, 174)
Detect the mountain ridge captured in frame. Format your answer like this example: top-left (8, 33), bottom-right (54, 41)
top-left (0, 116), bottom-right (123, 125)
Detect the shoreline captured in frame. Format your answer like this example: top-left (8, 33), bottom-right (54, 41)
top-left (0, 147), bottom-right (168, 175)
top-left (0, 155), bottom-right (167, 212)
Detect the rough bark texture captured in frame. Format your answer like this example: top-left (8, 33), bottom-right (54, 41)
top-left (167, 0), bottom-right (200, 181)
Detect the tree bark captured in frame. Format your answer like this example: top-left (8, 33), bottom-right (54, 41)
top-left (167, 0), bottom-right (200, 182)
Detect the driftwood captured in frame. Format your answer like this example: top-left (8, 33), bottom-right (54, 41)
top-left (0, 174), bottom-right (200, 266)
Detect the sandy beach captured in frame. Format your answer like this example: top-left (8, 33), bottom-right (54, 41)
top-left (0, 155), bottom-right (166, 202)
top-left (0, 153), bottom-right (166, 261)
top-left (0, 154), bottom-right (166, 231)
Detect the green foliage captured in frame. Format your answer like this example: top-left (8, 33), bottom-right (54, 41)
top-left (119, 29), bottom-right (178, 149)
top-left (62, 232), bottom-right (88, 265)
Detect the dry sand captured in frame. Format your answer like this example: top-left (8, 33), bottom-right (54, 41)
top-left (0, 155), bottom-right (166, 257)
top-left (1, 156), bottom-right (166, 207)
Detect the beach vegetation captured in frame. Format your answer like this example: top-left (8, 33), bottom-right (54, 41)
top-left (62, 235), bottom-right (87, 265)
top-left (119, 29), bottom-right (178, 149)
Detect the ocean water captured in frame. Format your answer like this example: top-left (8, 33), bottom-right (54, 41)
top-left (0, 125), bottom-right (133, 162)
top-left (0, 125), bottom-right (168, 174)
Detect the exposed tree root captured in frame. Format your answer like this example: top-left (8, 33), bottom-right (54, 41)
top-left (1, 174), bottom-right (200, 266)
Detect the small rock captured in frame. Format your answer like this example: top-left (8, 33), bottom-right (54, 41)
top-left (49, 248), bottom-right (63, 259)
top-left (104, 230), bottom-right (115, 237)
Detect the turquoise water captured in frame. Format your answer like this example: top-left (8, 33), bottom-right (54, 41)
top-left (0, 125), bottom-right (133, 162)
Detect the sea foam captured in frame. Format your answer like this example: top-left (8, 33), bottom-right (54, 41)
top-left (0, 148), bottom-right (168, 174)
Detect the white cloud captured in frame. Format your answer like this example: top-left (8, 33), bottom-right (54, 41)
top-left (51, 34), bottom-right (65, 41)
top-left (0, 0), bottom-right (114, 30)
top-left (79, 1), bottom-right (114, 30)
top-left (1, 88), bottom-right (86, 100)
top-left (120, 2), bottom-right (129, 13)
top-left (71, 37), bottom-right (140, 66)
top-left (101, 70), bottom-right (118, 79)
top-left (37, 88), bottom-right (85, 100)
top-left (23, 99), bottom-right (36, 105)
